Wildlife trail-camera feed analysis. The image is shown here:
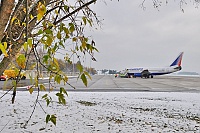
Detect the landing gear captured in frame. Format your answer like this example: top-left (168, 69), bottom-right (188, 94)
top-left (141, 69), bottom-right (153, 78)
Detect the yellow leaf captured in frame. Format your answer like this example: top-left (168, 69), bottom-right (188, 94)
top-left (3, 42), bottom-right (7, 49)
top-left (63, 76), bottom-right (68, 82)
top-left (16, 54), bottom-right (26, 69)
top-left (57, 31), bottom-right (61, 39)
top-left (69, 23), bottom-right (75, 33)
top-left (55, 10), bottom-right (58, 15)
top-left (23, 42), bottom-right (28, 51)
top-left (27, 38), bottom-right (33, 47)
top-left (30, 14), bottom-right (34, 20)
top-left (72, 37), bottom-right (77, 42)
top-left (82, 41), bottom-right (86, 49)
top-left (82, 17), bottom-right (87, 25)
top-left (37, 14), bottom-right (43, 21)
top-left (81, 73), bottom-right (87, 87)
top-left (37, 2), bottom-right (46, 21)
top-left (23, 7), bottom-right (26, 13)
top-left (53, 58), bottom-right (59, 68)
top-left (11, 16), bottom-right (17, 24)
top-left (46, 37), bottom-right (53, 46)
top-left (22, 22), bottom-right (26, 27)
top-left (40, 84), bottom-right (46, 91)
top-left (50, 115), bottom-right (57, 126)
top-left (0, 43), bottom-right (8, 57)
top-left (28, 86), bottom-right (34, 94)
top-left (84, 71), bottom-right (92, 80)
top-left (34, 77), bottom-right (38, 87)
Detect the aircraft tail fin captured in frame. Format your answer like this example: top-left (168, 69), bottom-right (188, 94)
top-left (170, 52), bottom-right (184, 67)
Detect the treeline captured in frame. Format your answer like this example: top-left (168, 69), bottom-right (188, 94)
top-left (57, 59), bottom-right (97, 75)
top-left (100, 69), bottom-right (118, 74)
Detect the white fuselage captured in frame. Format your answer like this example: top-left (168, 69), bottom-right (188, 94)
top-left (126, 65), bottom-right (181, 77)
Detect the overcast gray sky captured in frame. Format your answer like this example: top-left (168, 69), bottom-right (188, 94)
top-left (84, 0), bottom-right (200, 73)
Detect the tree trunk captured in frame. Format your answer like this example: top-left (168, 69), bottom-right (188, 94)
top-left (0, 0), bottom-right (15, 40)
top-left (0, 0), bottom-right (51, 75)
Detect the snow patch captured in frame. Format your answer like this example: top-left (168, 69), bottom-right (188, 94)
top-left (0, 91), bottom-right (200, 132)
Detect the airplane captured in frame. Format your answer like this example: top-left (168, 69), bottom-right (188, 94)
top-left (119, 52), bottom-right (184, 78)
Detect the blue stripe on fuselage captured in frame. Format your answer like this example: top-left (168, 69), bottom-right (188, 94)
top-left (127, 72), bottom-right (171, 77)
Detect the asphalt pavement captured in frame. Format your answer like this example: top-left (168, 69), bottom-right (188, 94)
top-left (1, 75), bottom-right (200, 92)
top-left (0, 78), bottom-right (50, 91)
top-left (46, 75), bottom-right (200, 92)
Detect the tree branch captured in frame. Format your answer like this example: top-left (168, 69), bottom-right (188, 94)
top-left (54, 0), bottom-right (96, 25)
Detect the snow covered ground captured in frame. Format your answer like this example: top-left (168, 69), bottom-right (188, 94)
top-left (0, 91), bottom-right (200, 133)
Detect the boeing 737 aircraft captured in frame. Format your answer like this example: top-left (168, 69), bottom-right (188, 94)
top-left (120, 52), bottom-right (184, 78)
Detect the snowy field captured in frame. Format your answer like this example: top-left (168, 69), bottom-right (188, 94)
top-left (0, 91), bottom-right (200, 133)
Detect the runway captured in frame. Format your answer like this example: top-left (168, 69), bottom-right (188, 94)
top-left (60, 75), bottom-right (200, 92)
top-left (1, 75), bottom-right (200, 92)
